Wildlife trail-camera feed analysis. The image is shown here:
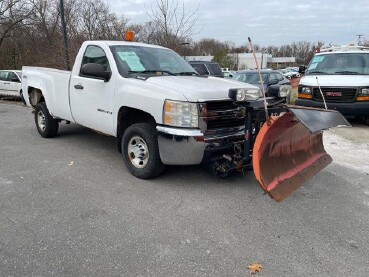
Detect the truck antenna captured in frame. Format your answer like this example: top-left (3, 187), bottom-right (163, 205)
top-left (248, 37), bottom-right (270, 124)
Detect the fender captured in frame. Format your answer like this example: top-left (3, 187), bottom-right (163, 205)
top-left (113, 77), bottom-right (188, 136)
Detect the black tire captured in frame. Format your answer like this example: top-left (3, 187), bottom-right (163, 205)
top-left (20, 90), bottom-right (26, 106)
top-left (122, 122), bottom-right (165, 179)
top-left (34, 102), bottom-right (59, 138)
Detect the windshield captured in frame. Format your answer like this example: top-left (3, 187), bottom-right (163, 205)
top-left (233, 72), bottom-right (267, 84)
top-left (110, 45), bottom-right (197, 77)
top-left (306, 53), bottom-right (369, 75)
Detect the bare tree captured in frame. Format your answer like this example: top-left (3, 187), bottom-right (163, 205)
top-left (143, 0), bottom-right (199, 48)
top-left (27, 0), bottom-right (60, 44)
top-left (0, 0), bottom-right (32, 48)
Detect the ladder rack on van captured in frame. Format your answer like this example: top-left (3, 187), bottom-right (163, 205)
top-left (319, 44), bottom-right (369, 53)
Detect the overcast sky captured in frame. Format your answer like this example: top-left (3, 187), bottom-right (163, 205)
top-left (107, 0), bottom-right (369, 46)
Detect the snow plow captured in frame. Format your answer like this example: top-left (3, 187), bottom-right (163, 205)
top-left (252, 106), bottom-right (349, 201)
top-left (215, 37), bottom-right (351, 202)
top-left (218, 95), bottom-right (350, 202)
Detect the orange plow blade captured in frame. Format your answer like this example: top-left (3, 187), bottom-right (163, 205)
top-left (252, 106), bottom-right (350, 202)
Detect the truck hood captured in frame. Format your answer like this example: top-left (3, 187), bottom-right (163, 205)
top-left (300, 75), bottom-right (369, 87)
top-left (145, 76), bottom-right (258, 102)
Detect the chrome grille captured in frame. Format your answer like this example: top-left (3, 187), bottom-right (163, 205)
top-left (313, 87), bottom-right (357, 102)
top-left (201, 101), bottom-right (245, 131)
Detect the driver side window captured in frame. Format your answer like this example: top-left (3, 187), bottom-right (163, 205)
top-left (268, 73), bottom-right (278, 83)
top-left (81, 45), bottom-right (110, 73)
top-left (8, 72), bottom-right (20, 83)
top-left (276, 73), bottom-right (284, 81)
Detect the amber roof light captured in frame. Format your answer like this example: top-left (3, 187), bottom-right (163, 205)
top-left (124, 31), bottom-right (134, 41)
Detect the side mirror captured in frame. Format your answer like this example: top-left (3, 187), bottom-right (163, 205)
top-left (81, 63), bottom-right (111, 81)
top-left (299, 65), bottom-right (306, 74)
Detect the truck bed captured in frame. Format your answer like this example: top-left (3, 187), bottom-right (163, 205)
top-left (22, 66), bottom-right (74, 122)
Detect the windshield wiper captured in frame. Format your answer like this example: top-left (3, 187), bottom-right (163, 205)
top-left (128, 70), bottom-right (177, 76)
top-left (176, 71), bottom-right (199, 76)
top-left (308, 71), bottom-right (329, 75)
top-left (334, 71), bottom-right (359, 75)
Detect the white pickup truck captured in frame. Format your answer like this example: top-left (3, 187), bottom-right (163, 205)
top-left (22, 40), bottom-right (290, 179)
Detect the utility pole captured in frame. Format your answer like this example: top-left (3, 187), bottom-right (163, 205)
top-left (261, 53), bottom-right (263, 69)
top-left (60, 0), bottom-right (70, 70)
top-left (180, 42), bottom-right (190, 60)
top-left (356, 34), bottom-right (364, 46)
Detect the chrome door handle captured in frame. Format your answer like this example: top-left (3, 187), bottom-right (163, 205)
top-left (74, 84), bottom-right (84, 90)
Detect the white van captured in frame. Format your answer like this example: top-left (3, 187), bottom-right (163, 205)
top-left (296, 44), bottom-right (369, 118)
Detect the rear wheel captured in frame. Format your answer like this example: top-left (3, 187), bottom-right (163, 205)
top-left (34, 102), bottom-right (59, 138)
top-left (20, 90), bottom-right (26, 106)
top-left (122, 122), bottom-right (165, 179)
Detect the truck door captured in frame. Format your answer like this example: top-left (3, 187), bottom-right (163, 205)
top-left (70, 45), bottom-right (115, 135)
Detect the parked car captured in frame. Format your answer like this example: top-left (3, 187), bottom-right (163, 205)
top-left (188, 61), bottom-right (224, 78)
top-left (222, 69), bottom-right (235, 78)
top-left (279, 69), bottom-right (293, 79)
top-left (281, 68), bottom-right (300, 78)
top-left (286, 67), bottom-right (299, 72)
top-left (0, 70), bottom-right (24, 102)
top-left (233, 69), bottom-right (292, 102)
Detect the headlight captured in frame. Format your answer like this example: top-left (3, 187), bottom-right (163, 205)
top-left (229, 88), bottom-right (260, 101)
top-left (279, 85), bottom-right (291, 98)
top-left (301, 87), bottom-right (311, 94)
top-left (360, 88), bottom-right (369, 95)
top-left (163, 100), bottom-right (198, 127)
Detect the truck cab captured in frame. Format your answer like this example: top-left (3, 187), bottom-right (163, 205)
top-left (296, 44), bottom-right (369, 118)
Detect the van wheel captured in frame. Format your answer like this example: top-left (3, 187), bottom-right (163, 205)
top-left (34, 102), bottom-right (59, 138)
top-left (122, 123), bottom-right (165, 179)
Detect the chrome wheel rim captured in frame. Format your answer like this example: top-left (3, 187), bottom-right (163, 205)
top-left (127, 136), bottom-right (149, 168)
top-left (37, 110), bottom-right (46, 132)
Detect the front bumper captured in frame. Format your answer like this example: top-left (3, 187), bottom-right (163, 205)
top-left (295, 99), bottom-right (369, 116)
top-left (156, 125), bottom-right (245, 165)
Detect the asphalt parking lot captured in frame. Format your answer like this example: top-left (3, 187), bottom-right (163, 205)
top-left (1, 102), bottom-right (369, 276)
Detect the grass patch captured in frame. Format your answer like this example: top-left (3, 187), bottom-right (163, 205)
top-left (289, 87), bottom-right (298, 104)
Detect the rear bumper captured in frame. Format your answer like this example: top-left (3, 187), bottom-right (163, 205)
top-left (156, 125), bottom-right (244, 165)
top-left (0, 91), bottom-right (20, 97)
top-left (295, 99), bottom-right (369, 116)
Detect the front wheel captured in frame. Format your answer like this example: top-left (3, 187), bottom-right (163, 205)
top-left (122, 123), bottom-right (165, 179)
top-left (34, 102), bottom-right (59, 138)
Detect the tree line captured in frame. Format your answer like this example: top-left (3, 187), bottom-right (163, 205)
top-left (0, 0), bottom-right (349, 70)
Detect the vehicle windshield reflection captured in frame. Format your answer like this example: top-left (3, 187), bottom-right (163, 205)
top-left (234, 73), bottom-right (267, 84)
top-left (111, 45), bottom-right (197, 77)
top-left (306, 53), bottom-right (369, 75)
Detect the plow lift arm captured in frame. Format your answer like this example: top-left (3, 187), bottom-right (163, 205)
top-left (228, 37), bottom-right (351, 202)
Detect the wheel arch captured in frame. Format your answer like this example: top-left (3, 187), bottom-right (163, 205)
top-left (117, 106), bottom-right (156, 153)
top-left (28, 87), bottom-right (45, 108)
